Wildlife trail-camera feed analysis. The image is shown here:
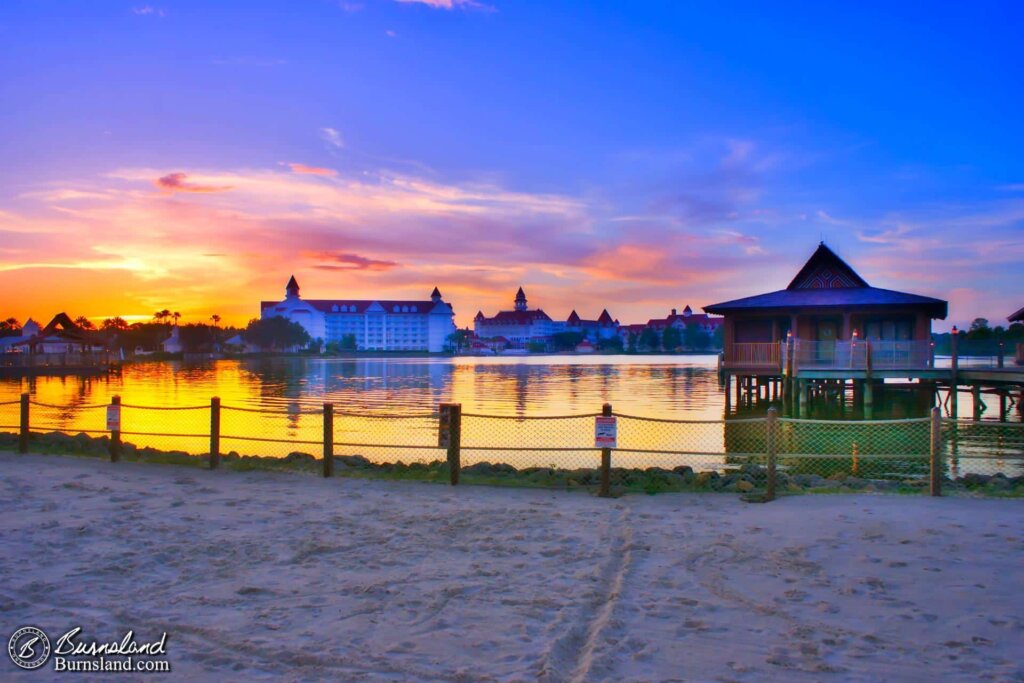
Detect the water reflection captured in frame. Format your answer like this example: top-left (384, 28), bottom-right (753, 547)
top-left (1, 356), bottom-right (1018, 471)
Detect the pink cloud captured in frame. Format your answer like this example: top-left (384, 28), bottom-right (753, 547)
top-left (154, 173), bottom-right (233, 194)
top-left (287, 163), bottom-right (338, 177)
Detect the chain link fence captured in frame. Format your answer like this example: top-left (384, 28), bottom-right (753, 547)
top-left (776, 417), bottom-right (932, 482)
top-left (941, 420), bottom-right (1024, 496)
top-left (2, 394), bottom-right (1022, 497)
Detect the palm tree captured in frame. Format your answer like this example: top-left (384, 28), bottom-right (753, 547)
top-left (74, 315), bottom-right (95, 330)
top-left (172, 311), bottom-right (181, 326)
top-left (0, 317), bottom-right (19, 331)
top-left (154, 309), bottom-right (171, 324)
top-left (210, 314), bottom-right (221, 327)
top-left (102, 317), bottom-right (129, 331)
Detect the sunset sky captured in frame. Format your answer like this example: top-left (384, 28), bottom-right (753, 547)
top-left (1, 1), bottom-right (1021, 331)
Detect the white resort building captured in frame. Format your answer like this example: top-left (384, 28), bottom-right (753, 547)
top-left (261, 276), bottom-right (456, 352)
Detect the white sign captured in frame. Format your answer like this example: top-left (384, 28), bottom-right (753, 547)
top-left (595, 416), bottom-right (617, 449)
top-left (106, 404), bottom-right (121, 432)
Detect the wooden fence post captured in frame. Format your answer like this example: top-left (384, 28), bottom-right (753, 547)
top-left (598, 403), bottom-right (612, 498)
top-left (930, 406), bottom-right (942, 497)
top-left (19, 393), bottom-right (29, 453)
top-left (109, 395), bottom-right (121, 463)
top-left (765, 407), bottom-right (778, 501)
top-left (209, 396), bottom-right (221, 470)
top-left (444, 403), bottom-right (462, 486)
top-left (323, 403), bottom-right (334, 478)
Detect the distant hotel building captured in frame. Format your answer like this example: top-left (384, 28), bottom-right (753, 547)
top-left (473, 288), bottom-right (558, 347)
top-left (261, 276), bottom-right (456, 352)
top-left (474, 287), bottom-right (619, 348)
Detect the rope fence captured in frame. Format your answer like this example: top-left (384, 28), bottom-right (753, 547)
top-left (1, 393), bottom-right (1022, 498)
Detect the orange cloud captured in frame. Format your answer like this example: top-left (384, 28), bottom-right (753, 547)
top-left (154, 172), bottom-right (234, 194)
top-left (287, 163), bottom-right (338, 177)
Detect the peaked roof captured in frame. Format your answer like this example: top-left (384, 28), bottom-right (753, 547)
top-left (286, 275), bottom-right (299, 290)
top-left (787, 243), bottom-right (869, 290)
top-left (597, 309), bottom-right (614, 324)
top-left (431, 286), bottom-right (442, 298)
top-left (515, 287), bottom-right (526, 299)
top-left (1009, 306), bottom-right (1024, 323)
top-left (704, 244), bottom-right (947, 319)
top-left (15, 313), bottom-right (107, 347)
top-left (567, 310), bottom-right (581, 324)
top-left (478, 310), bottom-right (553, 324)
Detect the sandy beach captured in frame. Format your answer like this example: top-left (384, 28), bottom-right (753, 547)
top-left (1, 452), bottom-right (1021, 682)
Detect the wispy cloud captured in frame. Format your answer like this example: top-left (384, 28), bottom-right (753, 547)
top-left (320, 127), bottom-right (344, 149)
top-left (154, 173), bottom-right (233, 194)
top-left (312, 252), bottom-right (400, 271)
top-left (132, 6), bottom-right (166, 18)
top-left (287, 163), bottom-right (338, 177)
top-left (394, 0), bottom-right (494, 11)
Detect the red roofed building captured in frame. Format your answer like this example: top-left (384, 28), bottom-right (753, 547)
top-left (617, 306), bottom-right (723, 350)
top-left (474, 287), bottom-right (557, 348)
top-left (565, 308), bottom-right (619, 342)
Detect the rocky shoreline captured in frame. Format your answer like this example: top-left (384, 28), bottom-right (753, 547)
top-left (3, 430), bottom-right (1021, 496)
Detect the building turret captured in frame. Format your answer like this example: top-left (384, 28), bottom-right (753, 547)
top-left (514, 287), bottom-right (528, 312)
top-left (683, 305), bottom-right (692, 317)
top-left (286, 275), bottom-right (300, 300)
top-left (431, 286), bottom-right (442, 303)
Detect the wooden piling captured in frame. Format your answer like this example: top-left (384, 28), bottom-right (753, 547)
top-left (950, 331), bottom-right (959, 418)
top-left (765, 407), bottom-right (778, 501)
top-left (19, 393), bottom-right (29, 453)
top-left (972, 385), bottom-right (982, 421)
top-left (598, 403), bottom-right (612, 498)
top-left (929, 406), bottom-right (942, 497)
top-left (323, 403), bottom-right (334, 478)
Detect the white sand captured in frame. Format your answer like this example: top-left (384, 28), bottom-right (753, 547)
top-left (1, 452), bottom-right (1022, 682)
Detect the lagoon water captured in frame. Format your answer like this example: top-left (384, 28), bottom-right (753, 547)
top-left (0, 355), bottom-right (1016, 469)
top-left (1, 355), bottom-right (728, 418)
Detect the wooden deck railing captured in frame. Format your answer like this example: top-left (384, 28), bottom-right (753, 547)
top-left (725, 342), bottom-right (781, 368)
top-left (0, 352), bottom-right (112, 368)
top-left (727, 340), bottom-right (937, 372)
top-left (793, 340), bottom-right (933, 371)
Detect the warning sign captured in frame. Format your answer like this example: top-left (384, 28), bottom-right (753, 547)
top-left (106, 404), bottom-right (121, 432)
top-left (594, 416), bottom-right (617, 449)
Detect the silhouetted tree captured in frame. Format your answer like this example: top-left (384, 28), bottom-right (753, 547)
top-left (639, 327), bottom-right (660, 351)
top-left (102, 317), bottom-right (129, 331)
top-left (241, 317), bottom-right (311, 351)
top-left (73, 315), bottom-right (95, 330)
top-left (663, 326), bottom-right (682, 351)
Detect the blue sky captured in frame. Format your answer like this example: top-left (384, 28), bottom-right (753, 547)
top-left (0, 0), bottom-right (1021, 329)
